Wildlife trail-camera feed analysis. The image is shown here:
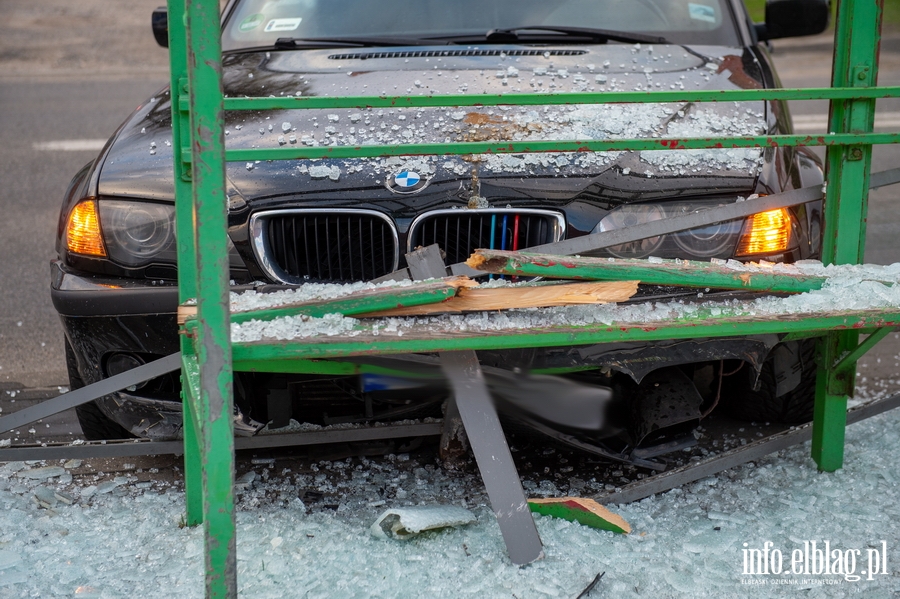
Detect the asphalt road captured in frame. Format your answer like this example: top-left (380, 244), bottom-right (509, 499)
top-left (0, 2), bottom-right (898, 439)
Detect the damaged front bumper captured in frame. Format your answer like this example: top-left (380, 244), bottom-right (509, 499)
top-left (51, 259), bottom-right (792, 451)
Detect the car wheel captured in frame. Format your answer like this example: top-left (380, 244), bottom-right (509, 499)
top-left (722, 339), bottom-right (817, 424)
top-left (66, 340), bottom-right (135, 440)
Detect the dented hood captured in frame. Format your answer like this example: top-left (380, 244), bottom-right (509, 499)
top-left (97, 43), bottom-right (768, 202)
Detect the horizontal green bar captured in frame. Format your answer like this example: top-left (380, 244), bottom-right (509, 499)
top-left (229, 281), bottom-right (460, 325)
top-left (470, 251), bottom-right (841, 293)
top-left (219, 86), bottom-right (900, 111)
top-left (232, 310), bottom-right (900, 362)
top-left (233, 358), bottom-right (360, 375)
top-left (209, 132), bottom-right (899, 164)
top-left (530, 365), bottom-right (600, 375)
top-left (232, 358), bottom-right (425, 377)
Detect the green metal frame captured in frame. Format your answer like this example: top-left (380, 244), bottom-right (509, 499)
top-left (168, 0), bottom-right (894, 595)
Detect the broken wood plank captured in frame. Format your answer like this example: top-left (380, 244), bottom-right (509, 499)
top-left (358, 280), bottom-right (639, 317)
top-left (528, 497), bottom-right (631, 534)
top-left (466, 250), bottom-right (852, 294)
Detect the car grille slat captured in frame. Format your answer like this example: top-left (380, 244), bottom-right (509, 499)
top-left (408, 209), bottom-right (564, 265)
top-left (257, 211), bottom-right (397, 283)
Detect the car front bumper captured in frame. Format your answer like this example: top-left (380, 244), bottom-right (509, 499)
top-left (51, 260), bottom-right (183, 439)
top-left (51, 260), bottom-right (783, 443)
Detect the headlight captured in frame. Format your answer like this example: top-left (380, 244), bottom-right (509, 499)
top-left (65, 200), bottom-right (107, 258)
top-left (735, 208), bottom-right (793, 257)
top-left (592, 200), bottom-right (790, 261)
top-left (99, 200), bottom-right (177, 267)
top-left (596, 204), bottom-right (666, 258)
top-left (65, 199), bottom-right (245, 270)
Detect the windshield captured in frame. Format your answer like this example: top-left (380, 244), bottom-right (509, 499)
top-left (222, 0), bottom-right (741, 51)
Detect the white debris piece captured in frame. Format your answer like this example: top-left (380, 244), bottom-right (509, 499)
top-left (370, 505), bottom-right (476, 540)
top-left (33, 486), bottom-right (58, 509)
top-left (308, 165), bottom-right (341, 181)
top-left (235, 471), bottom-right (257, 490)
top-left (95, 478), bottom-right (128, 495)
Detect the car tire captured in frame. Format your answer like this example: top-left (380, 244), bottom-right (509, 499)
top-left (722, 339), bottom-right (817, 424)
top-left (66, 340), bottom-right (135, 440)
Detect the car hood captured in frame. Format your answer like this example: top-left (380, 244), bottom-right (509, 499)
top-left (97, 43), bottom-right (769, 203)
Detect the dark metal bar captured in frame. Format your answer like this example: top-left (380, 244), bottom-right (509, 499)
top-left (869, 166), bottom-right (900, 189)
top-left (0, 353), bottom-right (182, 434)
top-left (439, 350), bottom-right (544, 565)
top-left (402, 168), bottom-right (895, 281)
top-left (447, 185), bottom-right (823, 277)
top-left (234, 422), bottom-right (443, 450)
top-left (516, 185), bottom-right (825, 257)
top-left (0, 423), bottom-right (443, 462)
top-left (0, 440), bottom-right (185, 461)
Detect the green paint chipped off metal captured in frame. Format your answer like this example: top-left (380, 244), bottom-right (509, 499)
top-left (178, 132), bottom-right (900, 165)
top-left (812, 0), bottom-right (883, 473)
top-left (176, 0), bottom-right (236, 596)
top-left (169, 0), bottom-right (893, 594)
top-left (228, 310), bottom-right (900, 364)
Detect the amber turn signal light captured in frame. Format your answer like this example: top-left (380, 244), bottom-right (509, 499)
top-left (735, 208), bottom-right (792, 257)
top-left (66, 200), bottom-right (107, 257)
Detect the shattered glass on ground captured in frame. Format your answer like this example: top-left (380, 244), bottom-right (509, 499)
top-left (2, 404), bottom-right (900, 598)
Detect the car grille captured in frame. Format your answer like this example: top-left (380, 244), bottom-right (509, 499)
top-left (250, 210), bottom-right (399, 283)
top-left (407, 209), bottom-right (565, 264)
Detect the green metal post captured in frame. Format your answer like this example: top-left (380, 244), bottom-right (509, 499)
top-left (166, 0), bottom-right (205, 529)
top-left (813, 0), bottom-right (882, 471)
top-left (182, 0), bottom-right (237, 595)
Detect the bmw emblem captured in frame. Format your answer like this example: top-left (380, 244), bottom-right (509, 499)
top-left (386, 170), bottom-right (429, 194)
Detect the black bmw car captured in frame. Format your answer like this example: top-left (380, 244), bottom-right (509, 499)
top-left (52, 0), bottom-right (830, 453)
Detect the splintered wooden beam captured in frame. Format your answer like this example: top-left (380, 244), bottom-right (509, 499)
top-left (467, 250), bottom-right (844, 294)
top-left (178, 277), bottom-right (477, 325)
top-left (358, 280), bottom-right (638, 317)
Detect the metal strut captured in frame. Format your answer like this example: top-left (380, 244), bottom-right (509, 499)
top-left (0, 353), bottom-right (182, 435)
top-left (439, 350), bottom-right (544, 565)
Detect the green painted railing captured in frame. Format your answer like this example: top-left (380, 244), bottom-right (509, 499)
top-left (168, 0), bottom-right (896, 596)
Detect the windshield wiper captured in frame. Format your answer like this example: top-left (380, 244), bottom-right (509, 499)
top-left (273, 36), bottom-right (447, 50)
top-left (484, 26), bottom-right (668, 45)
